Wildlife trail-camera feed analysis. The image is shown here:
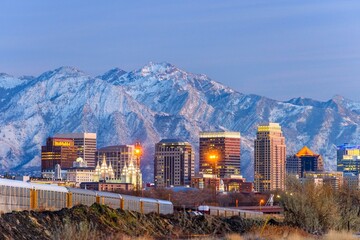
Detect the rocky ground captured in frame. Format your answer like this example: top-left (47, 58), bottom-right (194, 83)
top-left (0, 204), bottom-right (315, 240)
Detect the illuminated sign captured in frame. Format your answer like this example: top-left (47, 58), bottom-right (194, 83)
top-left (53, 141), bottom-right (72, 147)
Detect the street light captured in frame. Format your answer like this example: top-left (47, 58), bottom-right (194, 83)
top-left (259, 199), bottom-right (265, 211)
top-left (134, 142), bottom-right (142, 192)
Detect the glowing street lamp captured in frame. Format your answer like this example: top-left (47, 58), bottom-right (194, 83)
top-left (134, 142), bottom-right (142, 192)
top-left (259, 199), bottom-right (265, 211)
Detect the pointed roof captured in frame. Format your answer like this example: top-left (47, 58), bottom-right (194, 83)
top-left (296, 146), bottom-right (318, 157)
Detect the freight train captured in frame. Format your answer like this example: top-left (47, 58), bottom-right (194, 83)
top-left (198, 205), bottom-right (263, 218)
top-left (0, 178), bottom-right (173, 214)
top-left (0, 178), bottom-right (264, 219)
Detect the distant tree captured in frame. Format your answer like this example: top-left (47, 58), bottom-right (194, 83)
top-left (281, 176), bottom-right (339, 234)
top-left (335, 186), bottom-right (360, 232)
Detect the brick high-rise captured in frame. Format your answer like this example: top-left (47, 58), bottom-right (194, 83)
top-left (41, 137), bottom-right (78, 171)
top-left (54, 133), bottom-right (97, 167)
top-left (199, 131), bottom-right (241, 178)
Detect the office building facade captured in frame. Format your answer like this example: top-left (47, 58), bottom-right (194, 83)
top-left (41, 137), bottom-right (78, 172)
top-left (199, 132), bottom-right (241, 178)
top-left (54, 133), bottom-right (97, 167)
top-left (154, 139), bottom-right (195, 188)
top-left (286, 146), bottom-right (324, 177)
top-left (254, 123), bottom-right (286, 192)
top-left (337, 143), bottom-right (360, 174)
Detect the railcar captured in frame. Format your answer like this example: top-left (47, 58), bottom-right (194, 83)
top-left (199, 205), bottom-right (263, 218)
top-left (157, 199), bottom-right (173, 214)
top-left (0, 178), bottom-right (174, 215)
top-left (67, 187), bottom-right (96, 207)
top-left (34, 183), bottom-right (67, 210)
top-left (95, 191), bottom-right (121, 210)
top-left (139, 198), bottom-right (158, 214)
top-left (0, 178), bottom-right (32, 212)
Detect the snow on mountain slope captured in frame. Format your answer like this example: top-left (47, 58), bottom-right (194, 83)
top-left (0, 73), bottom-right (26, 89)
top-left (1, 62), bottom-right (360, 181)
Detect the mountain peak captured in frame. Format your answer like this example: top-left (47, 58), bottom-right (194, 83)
top-left (139, 62), bottom-right (179, 77)
top-left (331, 95), bottom-right (346, 103)
top-left (98, 68), bottom-right (127, 82)
top-left (53, 66), bottom-right (85, 75)
top-left (37, 66), bottom-right (86, 81)
top-left (0, 73), bottom-right (13, 78)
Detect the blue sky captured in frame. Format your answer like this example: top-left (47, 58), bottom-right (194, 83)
top-left (1, 1), bottom-right (360, 101)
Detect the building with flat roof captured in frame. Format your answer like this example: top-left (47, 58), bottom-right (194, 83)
top-left (154, 139), bottom-right (195, 188)
top-left (344, 173), bottom-right (360, 190)
top-left (191, 173), bottom-right (252, 193)
top-left (337, 143), bottom-right (360, 175)
top-left (254, 123), bottom-right (286, 192)
top-left (41, 137), bottom-right (77, 172)
top-left (66, 157), bottom-right (95, 184)
top-left (80, 181), bottom-right (133, 192)
top-left (286, 146), bottom-right (324, 178)
top-left (303, 171), bottom-right (344, 190)
top-left (54, 133), bottom-right (97, 167)
top-left (199, 131), bottom-right (241, 178)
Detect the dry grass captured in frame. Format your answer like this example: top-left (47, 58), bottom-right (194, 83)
top-left (225, 230), bottom-right (359, 240)
top-left (322, 230), bottom-right (358, 240)
top-left (224, 225), bottom-right (314, 240)
top-left (52, 221), bottom-right (154, 240)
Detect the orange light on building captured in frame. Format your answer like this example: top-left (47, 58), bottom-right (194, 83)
top-left (209, 154), bottom-right (218, 160)
top-left (207, 150), bottom-right (219, 162)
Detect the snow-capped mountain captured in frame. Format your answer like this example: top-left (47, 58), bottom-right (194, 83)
top-left (1, 62), bottom-right (359, 181)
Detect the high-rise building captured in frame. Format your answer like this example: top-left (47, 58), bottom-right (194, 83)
top-left (41, 137), bottom-right (78, 172)
top-left (286, 146), bottom-right (324, 178)
top-left (154, 139), bottom-right (195, 188)
top-left (254, 123), bottom-right (286, 192)
top-left (54, 133), bottom-right (97, 167)
top-left (96, 145), bottom-right (136, 180)
top-left (337, 143), bottom-right (360, 174)
top-left (199, 132), bottom-right (241, 178)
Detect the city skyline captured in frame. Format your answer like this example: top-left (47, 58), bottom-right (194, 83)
top-left (1, 1), bottom-right (360, 101)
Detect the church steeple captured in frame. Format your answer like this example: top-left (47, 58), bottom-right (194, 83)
top-left (93, 154), bottom-right (115, 181)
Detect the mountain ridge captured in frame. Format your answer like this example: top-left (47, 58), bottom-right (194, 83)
top-left (0, 62), bottom-right (359, 181)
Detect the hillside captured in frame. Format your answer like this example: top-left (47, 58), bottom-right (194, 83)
top-left (0, 204), bottom-right (265, 239)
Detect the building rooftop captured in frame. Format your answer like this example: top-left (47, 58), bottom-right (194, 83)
top-left (54, 132), bottom-right (96, 139)
top-left (159, 139), bottom-right (189, 144)
top-left (337, 143), bottom-right (360, 150)
top-left (199, 131), bottom-right (241, 139)
top-left (296, 146), bottom-right (319, 157)
top-left (257, 123), bottom-right (282, 133)
top-left (97, 145), bottom-right (134, 151)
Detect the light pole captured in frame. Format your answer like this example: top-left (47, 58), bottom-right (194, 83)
top-left (134, 142), bottom-right (142, 192)
top-left (259, 199), bottom-right (265, 211)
